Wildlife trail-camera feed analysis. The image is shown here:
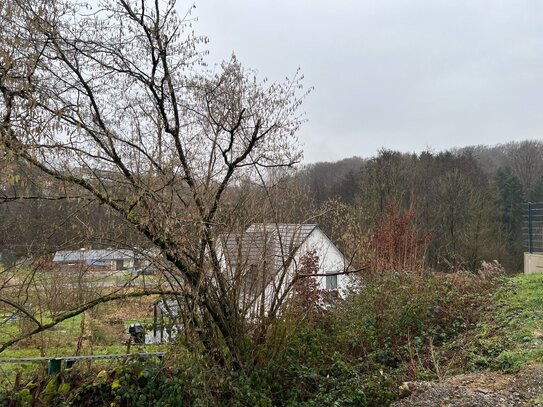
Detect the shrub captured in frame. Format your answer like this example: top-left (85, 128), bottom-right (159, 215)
top-left (0, 270), bottom-right (500, 406)
top-left (368, 203), bottom-right (432, 273)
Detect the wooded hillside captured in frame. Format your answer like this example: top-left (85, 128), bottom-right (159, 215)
top-left (1, 140), bottom-right (539, 272)
top-left (299, 140), bottom-right (543, 271)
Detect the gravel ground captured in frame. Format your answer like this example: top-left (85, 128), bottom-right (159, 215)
top-left (392, 365), bottom-right (543, 407)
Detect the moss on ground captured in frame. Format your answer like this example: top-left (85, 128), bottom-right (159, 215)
top-left (456, 273), bottom-right (543, 373)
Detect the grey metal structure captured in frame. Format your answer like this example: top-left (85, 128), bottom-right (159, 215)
top-left (53, 248), bottom-right (145, 264)
top-left (523, 202), bottom-right (543, 253)
top-left (0, 352), bottom-right (165, 375)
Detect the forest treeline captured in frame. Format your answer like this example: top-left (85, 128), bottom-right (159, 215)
top-left (300, 140), bottom-right (543, 271)
top-left (1, 140), bottom-right (541, 272)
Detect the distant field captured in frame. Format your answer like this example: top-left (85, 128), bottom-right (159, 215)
top-left (0, 294), bottom-right (165, 389)
top-left (3, 267), bottom-right (162, 289)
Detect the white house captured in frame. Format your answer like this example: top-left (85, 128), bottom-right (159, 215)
top-left (219, 223), bottom-right (352, 318)
top-left (146, 224), bottom-right (353, 343)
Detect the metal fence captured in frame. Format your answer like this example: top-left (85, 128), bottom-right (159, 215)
top-left (0, 352), bottom-right (164, 376)
top-left (523, 202), bottom-right (543, 253)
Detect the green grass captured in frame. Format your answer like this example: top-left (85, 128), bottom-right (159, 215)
top-left (458, 273), bottom-right (543, 372)
top-left (0, 314), bottom-right (84, 347)
top-left (0, 311), bottom-right (156, 348)
top-left (0, 302), bottom-right (165, 389)
top-left (7, 266), bottom-right (161, 287)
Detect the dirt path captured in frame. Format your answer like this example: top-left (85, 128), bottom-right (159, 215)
top-left (393, 364), bottom-right (543, 407)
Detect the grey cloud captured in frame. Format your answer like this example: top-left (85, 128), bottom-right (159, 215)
top-left (194, 0), bottom-right (543, 162)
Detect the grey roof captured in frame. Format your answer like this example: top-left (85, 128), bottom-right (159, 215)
top-left (221, 223), bottom-right (317, 274)
top-left (219, 224), bottom-right (318, 308)
top-left (245, 223), bottom-right (317, 252)
top-left (222, 231), bottom-right (275, 272)
top-left (52, 249), bottom-right (143, 263)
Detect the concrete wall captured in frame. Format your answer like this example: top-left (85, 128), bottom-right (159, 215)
top-left (524, 252), bottom-right (543, 274)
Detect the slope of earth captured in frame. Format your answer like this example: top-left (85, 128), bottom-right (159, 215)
top-left (393, 365), bottom-right (543, 406)
top-left (394, 273), bottom-right (543, 406)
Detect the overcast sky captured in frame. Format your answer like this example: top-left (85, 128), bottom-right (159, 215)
top-left (193, 0), bottom-right (543, 163)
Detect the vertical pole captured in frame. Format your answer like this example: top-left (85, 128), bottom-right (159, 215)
top-left (47, 358), bottom-right (62, 375)
top-left (160, 310), bottom-right (164, 342)
top-left (153, 303), bottom-right (157, 337)
top-left (529, 202), bottom-right (533, 254)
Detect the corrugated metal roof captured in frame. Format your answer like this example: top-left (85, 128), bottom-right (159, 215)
top-left (52, 249), bottom-right (143, 263)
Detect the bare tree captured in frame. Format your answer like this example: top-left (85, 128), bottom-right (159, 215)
top-left (505, 140), bottom-right (543, 199)
top-left (0, 0), bottom-right (309, 366)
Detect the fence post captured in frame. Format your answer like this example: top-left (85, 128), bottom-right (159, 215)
top-left (529, 202), bottom-right (533, 254)
top-left (47, 358), bottom-right (62, 375)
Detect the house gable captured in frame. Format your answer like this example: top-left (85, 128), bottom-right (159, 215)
top-left (219, 224), bottom-right (352, 316)
top-left (292, 227), bottom-right (351, 293)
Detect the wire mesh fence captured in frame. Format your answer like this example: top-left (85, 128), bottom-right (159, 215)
top-left (523, 202), bottom-right (543, 253)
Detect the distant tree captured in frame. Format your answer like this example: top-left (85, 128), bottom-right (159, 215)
top-left (495, 167), bottom-right (524, 268)
top-left (357, 149), bottom-right (415, 214)
top-left (305, 144), bottom-right (532, 271)
top-left (505, 140), bottom-right (543, 199)
top-left (299, 157), bottom-right (364, 204)
top-left (334, 169), bottom-right (361, 204)
top-left (495, 168), bottom-right (524, 238)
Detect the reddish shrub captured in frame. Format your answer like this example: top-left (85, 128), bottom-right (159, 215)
top-left (369, 203), bottom-right (432, 273)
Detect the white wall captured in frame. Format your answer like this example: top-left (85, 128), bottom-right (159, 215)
top-left (292, 228), bottom-right (352, 296)
top-left (524, 252), bottom-right (543, 274)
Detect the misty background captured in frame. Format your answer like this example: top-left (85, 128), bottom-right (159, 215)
top-left (195, 0), bottom-right (543, 162)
